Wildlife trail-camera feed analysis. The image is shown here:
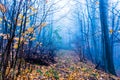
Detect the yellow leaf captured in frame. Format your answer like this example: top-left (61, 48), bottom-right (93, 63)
top-left (25, 31), bottom-right (29, 34)
top-left (13, 43), bottom-right (18, 49)
top-left (16, 19), bottom-right (22, 26)
top-left (0, 18), bottom-right (2, 21)
top-left (14, 37), bottom-right (19, 41)
top-left (109, 29), bottom-right (113, 34)
top-left (27, 27), bottom-right (34, 33)
top-left (30, 37), bottom-right (36, 41)
top-left (19, 14), bottom-right (24, 19)
top-left (14, 37), bottom-right (24, 42)
top-left (5, 67), bottom-right (10, 75)
top-left (20, 37), bottom-right (24, 41)
top-left (29, 6), bottom-right (37, 12)
top-left (22, 33), bottom-right (25, 36)
top-left (41, 22), bottom-right (47, 27)
top-left (81, 67), bottom-right (87, 71)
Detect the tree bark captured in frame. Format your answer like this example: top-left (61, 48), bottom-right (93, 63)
top-left (99, 0), bottom-right (116, 75)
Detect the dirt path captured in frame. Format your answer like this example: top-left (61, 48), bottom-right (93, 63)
top-left (15, 49), bottom-right (120, 80)
top-left (55, 49), bottom-right (80, 63)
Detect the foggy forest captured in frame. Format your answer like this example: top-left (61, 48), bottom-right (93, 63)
top-left (0, 0), bottom-right (120, 80)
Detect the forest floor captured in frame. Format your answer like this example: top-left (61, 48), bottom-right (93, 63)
top-left (10, 50), bottom-right (120, 80)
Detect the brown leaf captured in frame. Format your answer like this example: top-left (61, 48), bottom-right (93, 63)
top-left (0, 3), bottom-right (6, 13)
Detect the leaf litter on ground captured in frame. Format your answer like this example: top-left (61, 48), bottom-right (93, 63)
top-left (6, 50), bottom-right (120, 80)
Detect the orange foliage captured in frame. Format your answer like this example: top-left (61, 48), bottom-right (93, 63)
top-left (0, 3), bottom-right (6, 13)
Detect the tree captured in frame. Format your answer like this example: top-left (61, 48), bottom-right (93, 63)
top-left (99, 0), bottom-right (116, 75)
top-left (0, 0), bottom-right (60, 79)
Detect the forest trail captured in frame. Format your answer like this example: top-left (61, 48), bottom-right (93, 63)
top-left (55, 49), bottom-right (80, 63)
top-left (14, 49), bottom-right (120, 80)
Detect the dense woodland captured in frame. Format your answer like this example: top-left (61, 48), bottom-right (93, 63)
top-left (0, 0), bottom-right (120, 80)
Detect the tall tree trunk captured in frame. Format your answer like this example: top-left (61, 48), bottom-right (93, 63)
top-left (99, 0), bottom-right (116, 75)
